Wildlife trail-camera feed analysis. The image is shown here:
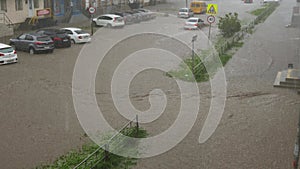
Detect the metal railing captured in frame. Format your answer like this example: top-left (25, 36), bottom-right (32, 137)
top-left (73, 115), bottom-right (139, 169)
top-left (0, 12), bottom-right (13, 27)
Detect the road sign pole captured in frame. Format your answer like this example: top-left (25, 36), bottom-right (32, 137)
top-left (88, 7), bottom-right (96, 36)
top-left (91, 14), bottom-right (94, 36)
top-left (208, 23), bottom-right (211, 39)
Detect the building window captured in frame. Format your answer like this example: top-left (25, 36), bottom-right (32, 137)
top-left (15, 0), bottom-right (23, 11)
top-left (0, 0), bottom-right (7, 12)
top-left (34, 0), bottom-right (39, 8)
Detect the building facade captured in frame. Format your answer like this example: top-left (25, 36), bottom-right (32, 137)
top-left (0, 0), bottom-right (45, 23)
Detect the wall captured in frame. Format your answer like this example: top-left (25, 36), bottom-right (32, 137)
top-left (5, 0), bottom-right (44, 24)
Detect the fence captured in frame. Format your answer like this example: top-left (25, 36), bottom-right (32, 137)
top-left (73, 115), bottom-right (139, 169)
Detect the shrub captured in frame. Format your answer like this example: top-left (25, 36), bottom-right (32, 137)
top-left (218, 12), bottom-right (241, 37)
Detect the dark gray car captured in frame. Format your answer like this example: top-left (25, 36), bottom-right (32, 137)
top-left (10, 33), bottom-right (55, 54)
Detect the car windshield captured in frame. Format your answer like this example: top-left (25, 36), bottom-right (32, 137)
top-left (56, 32), bottom-right (67, 38)
top-left (75, 30), bottom-right (86, 34)
top-left (179, 8), bottom-right (188, 12)
top-left (37, 36), bottom-right (51, 41)
top-left (188, 19), bottom-right (198, 22)
top-left (0, 47), bottom-right (13, 53)
top-left (116, 17), bottom-right (123, 21)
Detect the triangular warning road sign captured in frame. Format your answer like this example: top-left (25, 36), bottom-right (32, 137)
top-left (209, 6), bottom-right (216, 14)
top-left (206, 4), bottom-right (218, 15)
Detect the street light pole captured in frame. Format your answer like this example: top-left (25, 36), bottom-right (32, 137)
top-left (186, 0), bottom-right (188, 8)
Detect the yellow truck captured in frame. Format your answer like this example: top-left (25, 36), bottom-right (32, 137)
top-left (190, 1), bottom-right (207, 14)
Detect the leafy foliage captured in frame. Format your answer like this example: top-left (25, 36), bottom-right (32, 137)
top-left (35, 127), bottom-right (147, 169)
top-left (218, 12), bottom-right (241, 37)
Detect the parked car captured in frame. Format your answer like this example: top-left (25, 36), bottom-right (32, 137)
top-left (113, 12), bottom-right (135, 24)
top-left (92, 14), bottom-right (125, 28)
top-left (9, 33), bottom-right (54, 54)
top-left (137, 9), bottom-right (156, 20)
top-left (178, 8), bottom-right (194, 18)
top-left (262, 0), bottom-right (279, 3)
top-left (244, 0), bottom-right (253, 3)
top-left (61, 27), bottom-right (91, 44)
top-left (36, 28), bottom-right (71, 48)
top-left (133, 9), bottom-right (149, 21)
top-left (0, 43), bottom-right (18, 65)
top-left (184, 17), bottom-right (205, 30)
top-left (127, 10), bottom-right (143, 23)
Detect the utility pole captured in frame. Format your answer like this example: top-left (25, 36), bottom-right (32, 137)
top-left (186, 0), bottom-right (188, 8)
top-left (191, 35), bottom-right (197, 75)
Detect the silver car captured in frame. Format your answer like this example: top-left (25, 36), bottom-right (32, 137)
top-left (178, 8), bottom-right (194, 18)
top-left (10, 33), bottom-right (54, 54)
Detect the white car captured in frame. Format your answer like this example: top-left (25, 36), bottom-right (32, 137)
top-left (184, 17), bottom-right (205, 30)
top-left (0, 43), bottom-right (18, 65)
top-left (263, 0), bottom-right (279, 3)
top-left (178, 8), bottom-right (194, 18)
top-left (92, 14), bottom-right (125, 28)
top-left (61, 27), bottom-right (91, 44)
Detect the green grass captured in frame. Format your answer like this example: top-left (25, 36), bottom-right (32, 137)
top-left (251, 7), bottom-right (267, 16)
top-left (167, 39), bottom-right (243, 83)
top-left (35, 127), bottom-right (147, 169)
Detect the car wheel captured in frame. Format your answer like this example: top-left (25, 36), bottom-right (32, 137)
top-left (92, 21), bottom-right (97, 27)
top-left (48, 49), bottom-right (54, 53)
top-left (29, 47), bottom-right (35, 55)
top-left (71, 39), bottom-right (76, 44)
top-left (106, 23), bottom-right (112, 28)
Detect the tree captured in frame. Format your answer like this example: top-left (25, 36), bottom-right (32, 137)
top-left (218, 12), bottom-right (241, 37)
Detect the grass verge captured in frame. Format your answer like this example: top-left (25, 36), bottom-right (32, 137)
top-left (35, 127), bottom-right (147, 169)
top-left (167, 40), bottom-right (243, 82)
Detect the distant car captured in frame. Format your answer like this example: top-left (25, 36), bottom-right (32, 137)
top-left (184, 17), bottom-right (205, 30)
top-left (263, 0), bottom-right (279, 3)
top-left (125, 11), bottom-right (142, 23)
top-left (244, 0), bottom-right (253, 3)
top-left (130, 10), bottom-right (145, 22)
top-left (133, 9), bottom-right (149, 21)
top-left (178, 8), bottom-right (194, 18)
top-left (61, 27), bottom-right (91, 44)
top-left (137, 9), bottom-right (156, 20)
top-left (36, 28), bottom-right (71, 48)
top-left (113, 12), bottom-right (135, 24)
top-left (92, 14), bottom-right (125, 28)
top-left (9, 33), bottom-right (54, 54)
top-left (0, 43), bottom-right (18, 65)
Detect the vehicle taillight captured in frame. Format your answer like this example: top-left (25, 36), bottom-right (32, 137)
top-left (78, 36), bottom-right (82, 39)
top-left (194, 23), bottom-right (198, 26)
top-left (35, 41), bottom-right (44, 45)
top-left (14, 51), bottom-right (17, 54)
top-left (53, 37), bottom-right (62, 41)
top-left (113, 18), bottom-right (116, 22)
top-left (0, 53), bottom-right (4, 56)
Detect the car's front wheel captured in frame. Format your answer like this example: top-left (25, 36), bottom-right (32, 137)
top-left (29, 47), bottom-right (35, 55)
